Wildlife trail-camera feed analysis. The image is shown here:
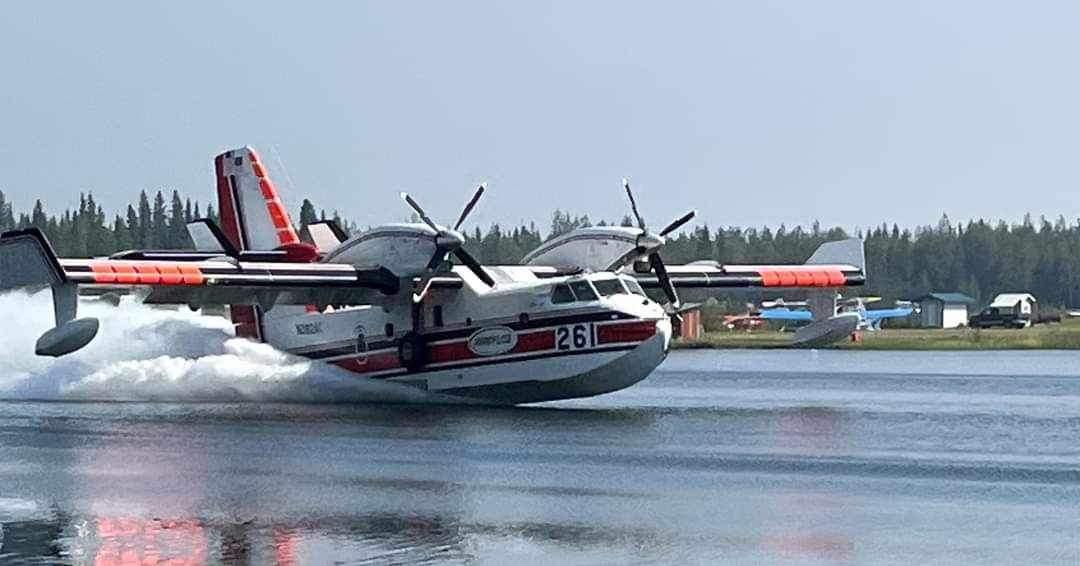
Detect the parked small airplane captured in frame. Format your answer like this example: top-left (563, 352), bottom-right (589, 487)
top-left (722, 304), bottom-right (769, 330)
top-left (0, 147), bottom-right (865, 404)
top-left (760, 295), bottom-right (915, 330)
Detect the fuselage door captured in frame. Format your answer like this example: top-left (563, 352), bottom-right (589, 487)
top-left (355, 325), bottom-right (368, 364)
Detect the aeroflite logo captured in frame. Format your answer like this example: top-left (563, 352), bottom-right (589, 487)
top-left (468, 326), bottom-right (517, 356)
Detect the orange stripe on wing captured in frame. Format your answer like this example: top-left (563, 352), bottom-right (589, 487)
top-left (177, 264), bottom-right (204, 285)
top-left (113, 263), bottom-right (138, 284)
top-left (158, 264), bottom-right (183, 285)
top-left (134, 263), bottom-right (161, 285)
top-left (758, 267), bottom-right (848, 287)
top-left (88, 261), bottom-right (205, 286)
top-left (90, 262), bottom-right (117, 284)
top-left (759, 269), bottom-right (781, 286)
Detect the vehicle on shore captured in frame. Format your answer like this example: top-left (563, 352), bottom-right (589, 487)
top-left (968, 307), bottom-right (1030, 329)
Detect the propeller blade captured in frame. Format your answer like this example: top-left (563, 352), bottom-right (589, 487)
top-left (425, 248), bottom-right (450, 271)
top-left (453, 183), bottom-right (486, 231)
top-left (659, 209), bottom-right (697, 237)
top-left (649, 252), bottom-right (680, 309)
top-left (623, 179), bottom-right (646, 230)
top-left (454, 248), bottom-right (496, 287)
top-left (400, 192), bottom-right (440, 232)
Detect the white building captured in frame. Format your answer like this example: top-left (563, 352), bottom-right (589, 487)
top-left (917, 292), bottom-right (976, 328)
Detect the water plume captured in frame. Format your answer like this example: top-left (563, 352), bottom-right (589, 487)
top-left (0, 291), bottom-right (450, 404)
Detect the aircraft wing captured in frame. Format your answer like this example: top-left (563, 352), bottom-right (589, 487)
top-left (632, 262), bottom-right (865, 289)
top-left (1, 228), bottom-right (399, 307)
top-left (865, 307), bottom-right (914, 321)
top-left (759, 308), bottom-right (814, 322)
top-left (631, 238), bottom-right (866, 290)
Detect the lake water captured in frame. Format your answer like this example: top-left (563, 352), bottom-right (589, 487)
top-left (1, 349), bottom-right (1079, 564)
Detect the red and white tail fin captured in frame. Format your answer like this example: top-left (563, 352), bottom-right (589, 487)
top-left (214, 147), bottom-right (301, 342)
top-left (214, 147), bottom-right (299, 251)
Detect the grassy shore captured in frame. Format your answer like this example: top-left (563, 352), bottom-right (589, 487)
top-left (675, 319), bottom-right (1080, 350)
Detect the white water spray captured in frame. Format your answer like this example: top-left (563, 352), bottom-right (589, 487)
top-left (0, 291), bottom-right (452, 404)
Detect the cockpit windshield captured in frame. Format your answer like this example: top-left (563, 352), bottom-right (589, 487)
top-left (622, 278), bottom-right (647, 297)
top-left (593, 279), bottom-right (628, 297)
top-left (550, 280), bottom-right (600, 304)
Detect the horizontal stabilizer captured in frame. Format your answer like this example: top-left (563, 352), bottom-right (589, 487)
top-left (806, 238), bottom-right (865, 271)
top-left (0, 228), bottom-right (67, 290)
top-left (186, 219), bottom-right (238, 255)
top-left (302, 220), bottom-right (348, 253)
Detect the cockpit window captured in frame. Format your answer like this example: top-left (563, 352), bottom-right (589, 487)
top-left (551, 284), bottom-right (575, 304)
top-left (593, 279), bottom-right (627, 297)
top-left (569, 281), bottom-right (598, 301)
top-left (623, 278), bottom-right (646, 297)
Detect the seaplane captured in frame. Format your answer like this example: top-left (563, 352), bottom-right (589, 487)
top-left (0, 147), bottom-right (866, 404)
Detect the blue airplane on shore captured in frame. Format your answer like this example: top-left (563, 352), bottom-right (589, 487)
top-left (760, 296), bottom-right (915, 330)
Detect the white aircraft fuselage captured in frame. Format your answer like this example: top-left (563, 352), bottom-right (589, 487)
top-left (264, 248), bottom-right (672, 404)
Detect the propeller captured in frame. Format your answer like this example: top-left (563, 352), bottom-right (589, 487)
top-left (621, 179), bottom-right (696, 312)
top-left (400, 184), bottom-right (496, 288)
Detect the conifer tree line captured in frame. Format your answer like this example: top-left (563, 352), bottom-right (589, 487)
top-left (2, 190), bottom-right (1079, 307)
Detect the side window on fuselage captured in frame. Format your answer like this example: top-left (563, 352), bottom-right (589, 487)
top-left (551, 284), bottom-right (575, 304)
top-left (569, 281), bottom-right (598, 302)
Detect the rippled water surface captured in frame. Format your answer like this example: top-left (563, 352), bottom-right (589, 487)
top-left (2, 349), bottom-right (1079, 564)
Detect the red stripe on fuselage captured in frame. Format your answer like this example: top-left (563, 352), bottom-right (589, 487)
top-left (597, 320), bottom-right (657, 344)
top-left (333, 351), bottom-right (401, 373)
top-left (321, 320), bottom-right (655, 378)
top-left (428, 329), bottom-right (555, 364)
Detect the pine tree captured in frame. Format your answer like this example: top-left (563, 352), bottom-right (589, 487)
top-left (125, 205), bottom-right (140, 248)
top-left (0, 191), bottom-right (11, 232)
top-left (137, 191), bottom-right (151, 248)
top-left (151, 191), bottom-right (167, 248)
top-left (299, 199), bottom-right (318, 230)
top-left (168, 190), bottom-right (188, 248)
top-left (31, 200), bottom-right (47, 230)
top-left (112, 214), bottom-right (131, 250)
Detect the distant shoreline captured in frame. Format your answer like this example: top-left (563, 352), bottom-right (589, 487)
top-left (673, 320), bottom-right (1080, 350)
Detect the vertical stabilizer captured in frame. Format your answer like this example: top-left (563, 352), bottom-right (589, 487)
top-left (214, 147), bottom-right (299, 251)
top-left (214, 147), bottom-right (298, 342)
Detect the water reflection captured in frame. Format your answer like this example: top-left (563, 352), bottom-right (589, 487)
top-left (758, 407), bottom-right (854, 563)
top-left (0, 403), bottom-right (666, 564)
top-left (3, 351), bottom-right (1080, 564)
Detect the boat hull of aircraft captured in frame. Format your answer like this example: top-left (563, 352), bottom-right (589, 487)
top-left (277, 304), bottom-right (672, 404)
top-left (401, 322), bottom-right (670, 404)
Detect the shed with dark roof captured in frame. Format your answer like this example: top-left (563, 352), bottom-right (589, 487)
top-left (916, 292), bottom-right (976, 328)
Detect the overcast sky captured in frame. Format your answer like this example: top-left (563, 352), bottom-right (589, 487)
top-left (1, 1), bottom-right (1077, 233)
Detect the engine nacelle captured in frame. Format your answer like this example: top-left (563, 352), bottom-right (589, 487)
top-left (322, 224), bottom-right (440, 278)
